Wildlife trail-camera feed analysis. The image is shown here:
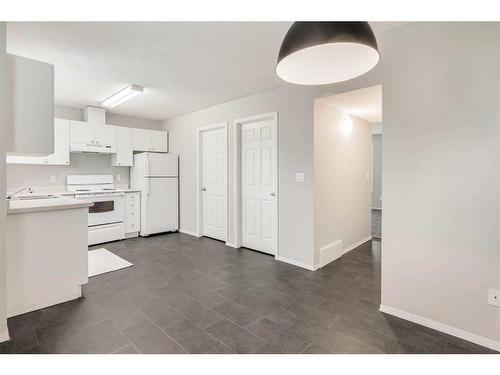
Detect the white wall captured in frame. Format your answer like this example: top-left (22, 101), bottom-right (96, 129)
top-left (314, 102), bottom-right (372, 265)
top-left (0, 22), bottom-right (8, 342)
top-left (55, 104), bottom-right (163, 130)
top-left (164, 23), bottom-right (500, 349)
top-left (381, 22), bottom-right (500, 347)
top-left (164, 85), bottom-right (318, 267)
top-left (6, 105), bottom-right (163, 192)
top-left (163, 62), bottom-right (381, 269)
top-left (372, 134), bottom-right (382, 209)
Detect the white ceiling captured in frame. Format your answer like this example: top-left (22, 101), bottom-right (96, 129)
top-left (318, 84), bottom-right (382, 124)
top-left (6, 22), bottom-right (401, 121)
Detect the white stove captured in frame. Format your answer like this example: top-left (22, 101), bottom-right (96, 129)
top-left (67, 175), bottom-right (126, 245)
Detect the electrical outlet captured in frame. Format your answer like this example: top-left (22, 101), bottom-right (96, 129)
top-left (116, 174), bottom-right (121, 182)
top-left (296, 172), bottom-right (305, 182)
top-left (488, 289), bottom-right (500, 308)
top-left (49, 175), bottom-right (56, 183)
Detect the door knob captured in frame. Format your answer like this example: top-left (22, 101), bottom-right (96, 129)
top-left (270, 192), bottom-right (276, 197)
top-left (201, 187), bottom-right (207, 192)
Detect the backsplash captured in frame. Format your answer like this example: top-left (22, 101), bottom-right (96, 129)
top-left (6, 153), bottom-right (129, 191)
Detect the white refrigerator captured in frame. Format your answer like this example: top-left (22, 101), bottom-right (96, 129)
top-left (130, 152), bottom-right (179, 236)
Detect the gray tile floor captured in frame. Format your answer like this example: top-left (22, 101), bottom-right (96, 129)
top-left (1, 233), bottom-right (496, 354)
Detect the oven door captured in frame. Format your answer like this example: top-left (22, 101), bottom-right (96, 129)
top-left (81, 194), bottom-right (125, 227)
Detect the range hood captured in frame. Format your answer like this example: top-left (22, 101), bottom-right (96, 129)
top-left (70, 106), bottom-right (117, 154)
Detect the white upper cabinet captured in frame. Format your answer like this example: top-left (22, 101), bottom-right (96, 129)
top-left (95, 125), bottom-right (116, 149)
top-left (6, 118), bottom-right (70, 165)
top-left (111, 126), bottom-right (133, 167)
top-left (46, 119), bottom-right (70, 165)
top-left (69, 120), bottom-right (117, 153)
top-left (69, 120), bottom-right (94, 146)
top-left (150, 130), bottom-right (168, 152)
top-left (132, 128), bottom-right (151, 152)
top-left (6, 54), bottom-right (55, 155)
top-left (133, 128), bottom-right (168, 152)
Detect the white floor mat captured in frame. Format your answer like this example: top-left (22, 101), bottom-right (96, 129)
top-left (88, 248), bottom-right (133, 277)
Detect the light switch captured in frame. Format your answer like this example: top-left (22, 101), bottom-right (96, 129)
top-left (296, 172), bottom-right (305, 182)
top-left (49, 175), bottom-right (56, 183)
top-left (116, 174), bottom-right (121, 182)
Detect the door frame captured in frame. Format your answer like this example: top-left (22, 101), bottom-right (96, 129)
top-left (233, 111), bottom-right (279, 256)
top-left (196, 122), bottom-right (229, 243)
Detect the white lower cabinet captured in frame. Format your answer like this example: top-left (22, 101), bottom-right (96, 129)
top-left (125, 192), bottom-right (140, 237)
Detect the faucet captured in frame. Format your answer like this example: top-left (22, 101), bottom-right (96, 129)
top-left (7, 187), bottom-right (33, 200)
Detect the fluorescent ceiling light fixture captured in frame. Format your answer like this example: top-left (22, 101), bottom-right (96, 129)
top-left (102, 85), bottom-right (143, 107)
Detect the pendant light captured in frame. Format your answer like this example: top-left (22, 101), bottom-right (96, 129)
top-left (276, 22), bottom-right (380, 85)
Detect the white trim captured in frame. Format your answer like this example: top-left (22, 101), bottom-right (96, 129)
top-left (372, 123), bottom-right (383, 135)
top-left (234, 111), bottom-right (279, 256)
top-left (178, 228), bottom-right (201, 238)
top-left (343, 236), bottom-right (372, 255)
top-left (319, 240), bottom-right (343, 268)
top-left (0, 331), bottom-right (10, 344)
top-left (196, 122), bottom-right (229, 241)
top-left (371, 207), bottom-right (382, 210)
top-left (225, 241), bottom-right (238, 248)
top-left (233, 120), bottom-right (242, 248)
top-left (379, 304), bottom-right (500, 352)
top-left (275, 255), bottom-right (318, 271)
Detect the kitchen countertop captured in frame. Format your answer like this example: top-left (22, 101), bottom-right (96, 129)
top-left (120, 188), bottom-right (142, 193)
top-left (10, 187), bottom-right (142, 199)
top-left (7, 196), bottom-right (93, 215)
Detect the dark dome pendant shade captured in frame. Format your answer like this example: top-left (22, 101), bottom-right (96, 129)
top-left (276, 22), bottom-right (380, 85)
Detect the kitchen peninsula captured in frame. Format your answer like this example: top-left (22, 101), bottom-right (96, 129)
top-left (6, 195), bottom-right (92, 318)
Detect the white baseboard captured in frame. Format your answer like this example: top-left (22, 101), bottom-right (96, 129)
top-left (319, 240), bottom-right (343, 268)
top-left (379, 304), bottom-right (500, 352)
top-left (225, 241), bottom-right (238, 248)
top-left (7, 287), bottom-right (82, 318)
top-left (275, 255), bottom-right (318, 271)
top-left (315, 236), bottom-right (372, 270)
top-left (343, 236), bottom-right (372, 255)
top-left (178, 229), bottom-right (201, 237)
top-left (0, 330), bottom-right (10, 343)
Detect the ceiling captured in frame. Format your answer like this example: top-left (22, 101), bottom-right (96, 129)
top-left (318, 84), bottom-right (382, 123)
top-left (6, 22), bottom-right (401, 121)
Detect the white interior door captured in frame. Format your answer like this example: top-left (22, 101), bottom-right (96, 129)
top-left (241, 118), bottom-right (277, 254)
top-left (202, 128), bottom-right (226, 241)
